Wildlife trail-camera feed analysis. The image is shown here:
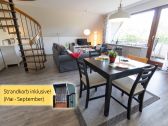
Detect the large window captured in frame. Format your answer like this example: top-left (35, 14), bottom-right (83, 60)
top-left (151, 8), bottom-right (168, 59)
top-left (107, 10), bottom-right (154, 46)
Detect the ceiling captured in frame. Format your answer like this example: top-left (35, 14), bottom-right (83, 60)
top-left (14, 0), bottom-right (152, 15)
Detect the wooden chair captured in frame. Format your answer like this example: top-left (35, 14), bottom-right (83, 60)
top-left (76, 59), bottom-right (106, 108)
top-left (89, 50), bottom-right (101, 73)
top-left (111, 65), bottom-right (158, 119)
top-left (127, 54), bottom-right (148, 63)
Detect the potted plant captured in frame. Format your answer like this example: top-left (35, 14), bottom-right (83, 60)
top-left (108, 50), bottom-right (117, 63)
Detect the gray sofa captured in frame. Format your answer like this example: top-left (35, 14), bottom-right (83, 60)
top-left (52, 43), bottom-right (89, 73)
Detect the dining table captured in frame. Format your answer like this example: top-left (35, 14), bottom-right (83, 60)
top-left (83, 56), bottom-right (150, 116)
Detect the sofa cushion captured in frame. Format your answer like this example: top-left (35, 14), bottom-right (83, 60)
top-left (60, 48), bottom-right (68, 55)
top-left (56, 44), bottom-right (68, 55)
top-left (53, 43), bottom-right (58, 49)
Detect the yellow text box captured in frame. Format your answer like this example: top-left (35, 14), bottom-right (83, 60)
top-left (0, 85), bottom-right (54, 106)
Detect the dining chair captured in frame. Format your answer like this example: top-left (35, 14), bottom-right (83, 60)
top-left (76, 59), bottom-right (106, 108)
top-left (89, 50), bottom-right (101, 73)
top-left (127, 54), bottom-right (148, 63)
top-left (111, 65), bottom-right (158, 119)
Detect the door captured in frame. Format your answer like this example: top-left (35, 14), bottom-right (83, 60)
top-left (150, 8), bottom-right (168, 64)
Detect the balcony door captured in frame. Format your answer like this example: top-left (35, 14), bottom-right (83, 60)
top-left (150, 8), bottom-right (168, 63)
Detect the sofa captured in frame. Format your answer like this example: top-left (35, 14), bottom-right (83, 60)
top-left (52, 43), bottom-right (89, 73)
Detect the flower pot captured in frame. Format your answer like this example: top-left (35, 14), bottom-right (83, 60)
top-left (109, 57), bottom-right (116, 63)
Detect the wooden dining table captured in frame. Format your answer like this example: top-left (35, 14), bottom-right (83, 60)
top-left (84, 56), bottom-right (149, 116)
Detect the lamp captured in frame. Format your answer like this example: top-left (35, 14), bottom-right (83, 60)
top-left (109, 0), bottom-right (130, 22)
top-left (83, 29), bottom-right (91, 36)
top-left (93, 31), bottom-right (98, 46)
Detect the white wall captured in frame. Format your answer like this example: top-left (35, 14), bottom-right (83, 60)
top-left (0, 30), bottom-right (11, 45)
top-left (0, 30), bottom-right (11, 70)
top-left (43, 36), bottom-right (81, 54)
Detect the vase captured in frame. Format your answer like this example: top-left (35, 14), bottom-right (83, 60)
top-left (109, 57), bottom-right (116, 63)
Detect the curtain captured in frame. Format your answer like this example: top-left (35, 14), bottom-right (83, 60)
top-left (102, 15), bottom-right (109, 43)
top-left (104, 15), bottom-right (123, 44)
top-left (162, 51), bottom-right (168, 71)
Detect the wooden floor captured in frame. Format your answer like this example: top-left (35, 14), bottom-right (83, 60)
top-left (0, 56), bottom-right (168, 126)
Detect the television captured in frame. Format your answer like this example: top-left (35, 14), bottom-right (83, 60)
top-left (76, 39), bottom-right (88, 45)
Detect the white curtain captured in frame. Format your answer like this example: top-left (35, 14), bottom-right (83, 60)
top-left (162, 51), bottom-right (168, 71)
top-left (103, 15), bottom-right (109, 43)
top-left (104, 17), bottom-right (123, 43)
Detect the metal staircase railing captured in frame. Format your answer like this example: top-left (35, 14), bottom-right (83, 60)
top-left (0, 0), bottom-right (46, 71)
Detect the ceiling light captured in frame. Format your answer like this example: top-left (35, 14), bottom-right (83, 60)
top-left (109, 0), bottom-right (130, 22)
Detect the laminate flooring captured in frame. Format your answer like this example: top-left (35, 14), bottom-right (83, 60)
top-left (0, 56), bottom-right (168, 126)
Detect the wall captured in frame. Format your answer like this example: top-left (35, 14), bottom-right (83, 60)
top-left (0, 30), bottom-right (10, 70)
top-left (43, 36), bottom-right (80, 54)
top-left (0, 30), bottom-right (11, 45)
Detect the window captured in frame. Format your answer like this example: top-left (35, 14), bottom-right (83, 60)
top-left (151, 8), bottom-right (168, 59)
top-left (107, 10), bottom-right (154, 46)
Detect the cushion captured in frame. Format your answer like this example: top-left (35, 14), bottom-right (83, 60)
top-left (56, 44), bottom-right (68, 55)
top-left (95, 44), bottom-right (102, 50)
top-left (112, 77), bottom-right (144, 94)
top-left (70, 52), bottom-right (82, 59)
top-left (81, 72), bottom-right (106, 87)
top-left (53, 43), bottom-right (58, 49)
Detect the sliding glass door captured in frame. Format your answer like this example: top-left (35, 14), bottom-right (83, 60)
top-left (150, 8), bottom-right (168, 63)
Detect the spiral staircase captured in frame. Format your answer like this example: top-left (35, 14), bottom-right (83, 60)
top-left (0, 0), bottom-right (46, 72)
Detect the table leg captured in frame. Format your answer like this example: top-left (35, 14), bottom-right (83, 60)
top-left (104, 77), bottom-right (112, 116)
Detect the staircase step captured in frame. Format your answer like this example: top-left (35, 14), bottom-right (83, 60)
top-left (26, 62), bottom-right (45, 70)
top-left (23, 48), bottom-right (44, 51)
top-left (17, 37), bottom-right (30, 40)
top-left (9, 32), bottom-right (17, 34)
top-left (0, 1), bottom-right (14, 5)
top-left (24, 54), bottom-right (45, 57)
top-left (0, 17), bottom-right (16, 20)
top-left (0, 9), bottom-right (14, 12)
top-left (26, 59), bottom-right (46, 63)
top-left (25, 52), bottom-right (45, 57)
top-left (25, 57), bottom-right (46, 63)
top-left (9, 31), bottom-right (21, 34)
top-left (0, 25), bottom-right (17, 28)
top-left (26, 66), bottom-right (45, 71)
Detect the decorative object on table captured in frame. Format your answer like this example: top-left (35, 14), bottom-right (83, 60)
top-left (108, 50), bottom-right (118, 63)
top-left (95, 55), bottom-right (109, 61)
top-left (109, 62), bottom-right (135, 69)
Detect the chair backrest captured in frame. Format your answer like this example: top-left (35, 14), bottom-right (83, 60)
top-left (89, 50), bottom-right (101, 57)
top-left (76, 59), bottom-right (89, 87)
top-left (131, 65), bottom-right (158, 95)
top-left (127, 54), bottom-right (148, 63)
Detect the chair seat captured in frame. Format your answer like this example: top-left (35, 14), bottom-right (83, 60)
top-left (112, 77), bottom-right (144, 94)
top-left (128, 75), bottom-right (137, 80)
top-left (81, 72), bottom-right (106, 87)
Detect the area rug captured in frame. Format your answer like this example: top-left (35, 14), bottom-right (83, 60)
top-left (75, 86), bottom-right (160, 126)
